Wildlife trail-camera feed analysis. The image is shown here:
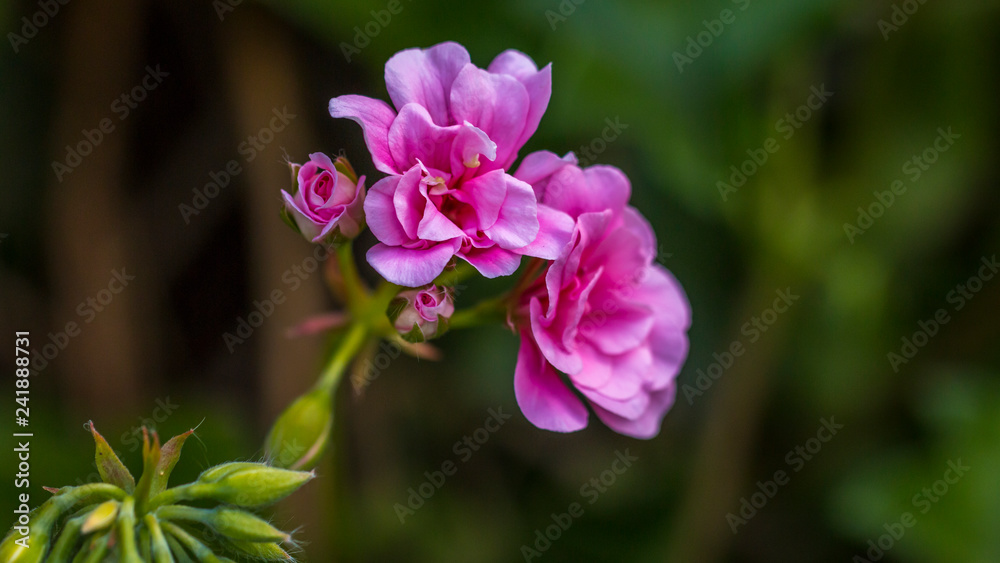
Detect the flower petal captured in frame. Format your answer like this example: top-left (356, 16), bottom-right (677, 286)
top-left (484, 175), bottom-right (539, 249)
top-left (366, 240), bottom-right (460, 288)
top-left (329, 95), bottom-right (398, 175)
top-left (449, 65), bottom-right (529, 171)
top-left (459, 245), bottom-right (522, 278)
top-left (387, 104), bottom-right (458, 173)
top-left (385, 42), bottom-right (471, 125)
top-left (488, 51), bottom-right (552, 159)
top-left (364, 176), bottom-right (408, 246)
top-left (592, 385), bottom-right (677, 440)
top-left (544, 164), bottom-right (631, 219)
top-left (511, 204), bottom-right (574, 260)
top-left (451, 168), bottom-right (507, 230)
top-left (513, 150), bottom-right (577, 199)
top-left (514, 332), bottom-right (589, 433)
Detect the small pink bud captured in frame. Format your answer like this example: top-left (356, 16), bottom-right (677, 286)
top-left (281, 152), bottom-right (366, 244)
top-left (388, 285), bottom-right (454, 342)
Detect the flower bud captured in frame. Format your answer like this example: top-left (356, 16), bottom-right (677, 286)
top-left (194, 464), bottom-right (314, 507)
top-left (264, 387), bottom-right (334, 471)
top-left (281, 153), bottom-right (366, 244)
top-left (388, 285), bottom-right (454, 342)
top-left (209, 508), bottom-right (290, 543)
top-left (80, 500), bottom-right (119, 534)
top-left (224, 538), bottom-right (294, 561)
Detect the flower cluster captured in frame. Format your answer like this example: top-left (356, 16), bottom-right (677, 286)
top-left (281, 41), bottom-right (690, 440)
top-left (0, 423), bottom-right (311, 562)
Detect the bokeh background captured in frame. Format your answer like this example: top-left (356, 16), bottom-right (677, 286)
top-left (2, 0), bottom-right (999, 561)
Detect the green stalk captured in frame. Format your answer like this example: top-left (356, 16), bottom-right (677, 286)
top-left (161, 522), bottom-right (229, 563)
top-left (47, 514), bottom-right (85, 561)
top-left (335, 240), bottom-right (367, 314)
top-left (448, 296), bottom-right (509, 330)
top-left (118, 497), bottom-right (142, 563)
top-left (145, 514), bottom-right (175, 563)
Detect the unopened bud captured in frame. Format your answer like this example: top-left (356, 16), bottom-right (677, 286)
top-left (210, 508), bottom-right (290, 543)
top-left (388, 285), bottom-right (454, 342)
top-left (80, 500), bottom-right (119, 534)
top-left (265, 387), bottom-right (333, 471)
top-left (195, 464), bottom-right (314, 507)
top-left (225, 539), bottom-right (294, 561)
top-left (282, 152), bottom-right (366, 244)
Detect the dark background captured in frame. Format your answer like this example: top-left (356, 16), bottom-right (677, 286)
top-left (2, 0), bottom-right (999, 561)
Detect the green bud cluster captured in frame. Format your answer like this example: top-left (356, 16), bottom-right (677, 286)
top-left (0, 422), bottom-right (312, 562)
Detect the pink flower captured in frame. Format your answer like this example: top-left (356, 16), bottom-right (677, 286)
top-left (389, 285), bottom-right (455, 342)
top-left (282, 153), bottom-right (366, 243)
top-left (511, 154), bottom-right (691, 439)
top-left (329, 42), bottom-right (572, 287)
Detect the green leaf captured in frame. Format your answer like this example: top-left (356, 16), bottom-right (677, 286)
top-left (87, 421), bottom-right (135, 493)
top-left (150, 429), bottom-right (194, 498)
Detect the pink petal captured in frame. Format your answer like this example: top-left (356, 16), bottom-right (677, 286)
top-left (579, 303), bottom-right (654, 356)
top-left (366, 240), bottom-right (460, 288)
top-left (449, 122), bottom-right (497, 177)
top-left (449, 65), bottom-right (529, 171)
top-left (511, 204), bottom-right (574, 260)
top-left (513, 150), bottom-right (577, 199)
top-left (282, 190), bottom-right (322, 241)
top-left (451, 168), bottom-right (507, 229)
top-left (488, 51), bottom-right (552, 159)
top-left (387, 103), bottom-right (458, 173)
top-left (459, 245), bottom-right (522, 278)
top-left (392, 165), bottom-right (427, 240)
top-left (593, 384), bottom-right (677, 440)
top-left (514, 332), bottom-right (589, 433)
top-left (416, 200), bottom-right (465, 241)
top-left (544, 165), bottom-right (631, 219)
top-left (329, 95), bottom-right (398, 175)
top-left (484, 175), bottom-right (538, 250)
top-left (364, 176), bottom-right (408, 246)
top-left (385, 42), bottom-right (471, 126)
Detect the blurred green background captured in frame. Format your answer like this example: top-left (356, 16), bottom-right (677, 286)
top-left (2, 0), bottom-right (999, 561)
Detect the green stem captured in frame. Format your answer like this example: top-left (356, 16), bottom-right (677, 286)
top-left (315, 322), bottom-right (371, 393)
top-left (335, 241), bottom-right (367, 314)
top-left (449, 296), bottom-right (509, 330)
top-left (144, 514), bottom-right (174, 563)
top-left (47, 514), bottom-right (85, 561)
top-left (155, 504), bottom-right (211, 524)
top-left (161, 521), bottom-right (228, 563)
top-left (118, 497), bottom-right (142, 563)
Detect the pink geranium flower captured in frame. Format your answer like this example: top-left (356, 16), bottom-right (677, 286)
top-left (511, 153), bottom-right (691, 439)
top-left (329, 42), bottom-right (572, 287)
